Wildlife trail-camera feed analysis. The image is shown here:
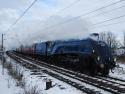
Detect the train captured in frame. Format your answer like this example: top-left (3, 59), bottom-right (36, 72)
top-left (15, 38), bottom-right (116, 76)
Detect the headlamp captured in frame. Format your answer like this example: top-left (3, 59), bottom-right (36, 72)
top-left (97, 56), bottom-right (100, 61)
top-left (114, 58), bottom-right (117, 62)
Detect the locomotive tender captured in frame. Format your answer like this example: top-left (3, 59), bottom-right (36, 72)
top-left (16, 38), bottom-right (116, 76)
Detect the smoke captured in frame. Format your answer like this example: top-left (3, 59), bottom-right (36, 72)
top-left (6, 15), bottom-right (91, 49)
top-left (1, 0), bottom-right (125, 50)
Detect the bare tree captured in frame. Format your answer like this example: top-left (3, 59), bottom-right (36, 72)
top-left (99, 32), bottom-right (107, 43)
top-left (99, 31), bottom-right (118, 51)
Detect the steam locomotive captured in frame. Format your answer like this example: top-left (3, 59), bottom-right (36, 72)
top-left (15, 38), bottom-right (116, 76)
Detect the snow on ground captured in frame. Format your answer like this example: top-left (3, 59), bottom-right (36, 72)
top-left (2, 55), bottom-right (125, 94)
top-left (109, 62), bottom-right (125, 80)
top-left (5, 55), bottom-right (85, 94)
top-left (17, 56), bottom-right (110, 94)
top-left (0, 61), bottom-right (22, 94)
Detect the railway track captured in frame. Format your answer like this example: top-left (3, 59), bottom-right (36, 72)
top-left (107, 76), bottom-right (125, 83)
top-left (7, 51), bottom-right (101, 94)
top-left (97, 76), bottom-right (125, 85)
top-left (7, 51), bottom-right (125, 94)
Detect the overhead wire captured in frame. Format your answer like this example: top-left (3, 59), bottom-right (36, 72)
top-left (56, 0), bottom-right (81, 13)
top-left (7, 0), bottom-right (38, 31)
top-left (39, 0), bottom-right (125, 31)
top-left (7, 0), bottom-right (125, 32)
top-left (88, 20), bottom-right (125, 33)
top-left (7, 0), bottom-right (81, 32)
top-left (6, 0), bottom-right (82, 46)
top-left (86, 4), bottom-right (125, 19)
top-left (6, 0), bottom-right (125, 41)
top-left (91, 20), bottom-right (125, 29)
top-left (91, 14), bottom-right (125, 26)
top-left (37, 0), bottom-right (81, 26)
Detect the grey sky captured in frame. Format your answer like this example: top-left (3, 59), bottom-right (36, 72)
top-left (0, 0), bottom-right (125, 49)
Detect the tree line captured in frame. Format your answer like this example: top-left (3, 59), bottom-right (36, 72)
top-left (98, 32), bottom-right (125, 54)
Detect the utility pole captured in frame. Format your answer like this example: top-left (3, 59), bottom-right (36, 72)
top-left (2, 34), bottom-right (4, 51)
top-left (1, 34), bottom-right (4, 75)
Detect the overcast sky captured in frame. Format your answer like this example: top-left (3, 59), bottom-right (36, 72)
top-left (0, 0), bottom-right (125, 49)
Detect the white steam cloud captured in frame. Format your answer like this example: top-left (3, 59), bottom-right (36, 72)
top-left (6, 15), bottom-right (91, 49)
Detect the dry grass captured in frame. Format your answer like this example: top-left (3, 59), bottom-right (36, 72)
top-left (8, 65), bottom-right (23, 82)
top-left (22, 85), bottom-right (41, 94)
top-left (3, 61), bottom-right (24, 87)
top-left (2, 57), bottom-right (42, 94)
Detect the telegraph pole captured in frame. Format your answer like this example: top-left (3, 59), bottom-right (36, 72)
top-left (2, 34), bottom-right (4, 51)
top-left (1, 34), bottom-right (4, 75)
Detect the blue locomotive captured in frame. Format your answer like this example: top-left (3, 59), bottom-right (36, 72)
top-left (16, 38), bottom-right (116, 76)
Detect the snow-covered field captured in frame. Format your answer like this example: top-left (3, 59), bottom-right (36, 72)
top-left (0, 56), bottom-right (84, 94)
top-left (110, 62), bottom-right (125, 80)
top-left (0, 55), bottom-right (125, 94)
top-left (0, 62), bottom-right (21, 94)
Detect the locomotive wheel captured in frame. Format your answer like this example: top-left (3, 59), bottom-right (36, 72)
top-left (89, 58), bottom-right (97, 76)
top-left (89, 66), bottom-right (97, 76)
